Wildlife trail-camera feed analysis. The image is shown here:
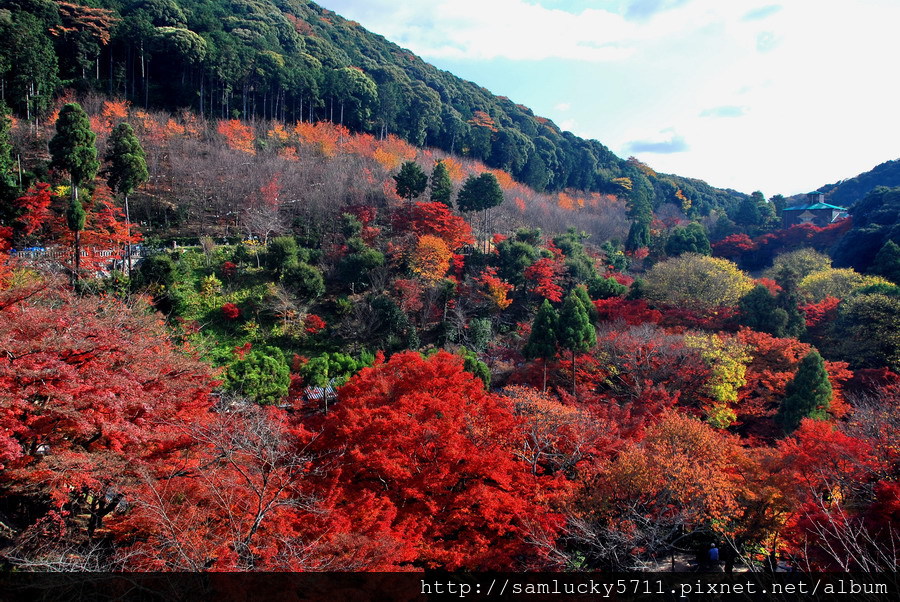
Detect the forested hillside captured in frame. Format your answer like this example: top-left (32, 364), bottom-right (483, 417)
top-left (0, 0), bottom-right (748, 222)
top-left (0, 0), bottom-right (898, 577)
top-left (819, 159), bottom-right (900, 208)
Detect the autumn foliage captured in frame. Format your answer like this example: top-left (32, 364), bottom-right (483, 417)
top-left (308, 351), bottom-right (562, 570)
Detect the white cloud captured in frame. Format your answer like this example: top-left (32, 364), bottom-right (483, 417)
top-left (554, 102), bottom-right (571, 112)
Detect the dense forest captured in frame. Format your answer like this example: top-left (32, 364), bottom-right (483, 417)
top-left (0, 0), bottom-right (899, 575)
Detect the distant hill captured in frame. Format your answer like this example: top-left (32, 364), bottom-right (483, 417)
top-left (818, 159), bottom-right (900, 208)
top-left (0, 0), bottom-right (748, 218)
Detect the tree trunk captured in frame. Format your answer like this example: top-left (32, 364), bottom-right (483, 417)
top-left (125, 194), bottom-right (132, 278)
top-left (571, 349), bottom-right (577, 397)
top-left (542, 359), bottom-right (548, 393)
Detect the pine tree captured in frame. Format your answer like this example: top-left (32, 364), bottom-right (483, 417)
top-left (557, 290), bottom-right (595, 396)
top-left (50, 103), bottom-right (98, 282)
top-left (430, 160), bottom-right (453, 207)
top-left (776, 351), bottom-right (832, 433)
top-left (524, 299), bottom-right (558, 392)
top-left (104, 122), bottom-right (148, 277)
top-left (572, 284), bottom-right (597, 322)
top-left (394, 160), bottom-right (427, 201)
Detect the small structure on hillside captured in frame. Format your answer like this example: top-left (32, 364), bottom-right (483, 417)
top-left (782, 192), bottom-right (848, 228)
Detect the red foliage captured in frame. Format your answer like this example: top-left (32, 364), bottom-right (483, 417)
top-left (800, 296), bottom-right (840, 327)
top-left (756, 277), bottom-right (782, 295)
top-left (221, 261), bottom-right (238, 279)
top-left (592, 298), bottom-right (662, 325)
top-left (308, 351), bottom-right (563, 570)
top-left (221, 302), bottom-right (241, 320)
top-left (218, 119), bottom-right (255, 154)
top-left (524, 257), bottom-right (564, 302)
top-left (0, 287), bottom-right (213, 543)
top-left (304, 314), bottom-right (326, 334)
top-left (114, 406), bottom-right (326, 570)
top-left (15, 183), bottom-right (56, 235)
top-left (13, 183), bottom-right (139, 273)
top-left (712, 233), bottom-right (757, 259)
top-left (392, 201), bottom-right (474, 251)
top-left (473, 267), bottom-right (513, 310)
top-left (0, 226), bottom-right (12, 285)
top-left (393, 278), bottom-right (424, 314)
top-left (610, 272), bottom-right (634, 286)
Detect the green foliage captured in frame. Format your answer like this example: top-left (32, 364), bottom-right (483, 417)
top-left (338, 242), bottom-right (384, 288)
top-left (587, 275), bottom-right (627, 300)
top-left (368, 294), bottom-right (418, 351)
top-left (573, 284), bottom-right (597, 322)
top-left (524, 299), bottom-right (558, 361)
top-left (104, 122), bottom-right (148, 198)
top-left (66, 196), bottom-right (86, 233)
top-left (833, 186), bottom-right (900, 272)
top-left (49, 103), bottom-right (98, 192)
top-left (600, 240), bottom-right (629, 272)
top-left (456, 172), bottom-right (503, 213)
top-left (300, 351), bottom-right (371, 388)
top-left (765, 248), bottom-right (832, 289)
top-left (224, 345), bottom-right (290, 405)
top-left (870, 240), bottom-right (900, 284)
top-left (283, 261), bottom-right (324, 299)
top-left (457, 347), bottom-right (491, 389)
top-left (466, 317), bottom-right (492, 353)
top-left (739, 285), bottom-right (805, 338)
top-left (776, 351), bottom-right (832, 433)
top-left (495, 238), bottom-right (538, 288)
top-left (2, 0), bottom-right (749, 217)
top-left (665, 222), bottom-right (711, 257)
top-left (429, 160), bottom-right (453, 206)
top-left (558, 290), bottom-right (595, 354)
top-left (553, 228), bottom-right (597, 283)
top-left (818, 159), bottom-right (900, 208)
top-left (0, 11), bottom-right (59, 119)
top-left (833, 293), bottom-right (900, 370)
top-left (394, 160), bottom-right (427, 201)
top-left (0, 101), bottom-right (13, 189)
top-left (137, 253), bottom-right (176, 287)
top-left (265, 235), bottom-right (299, 277)
top-left (341, 213), bottom-right (363, 238)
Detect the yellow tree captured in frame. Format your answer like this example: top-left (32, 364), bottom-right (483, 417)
top-left (410, 234), bottom-right (452, 282)
top-left (643, 253), bottom-right (753, 312)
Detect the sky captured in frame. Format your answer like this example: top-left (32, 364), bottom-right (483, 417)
top-left (316, 0), bottom-right (900, 196)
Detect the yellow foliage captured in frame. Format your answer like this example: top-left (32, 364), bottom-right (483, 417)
top-left (267, 122), bottom-right (290, 143)
top-left (684, 333), bottom-right (751, 428)
top-left (410, 234), bottom-right (452, 282)
top-left (612, 177), bottom-right (633, 191)
top-left (798, 268), bottom-right (891, 302)
top-left (442, 157), bottom-right (465, 183)
top-left (372, 147), bottom-right (402, 171)
top-left (643, 253), bottom-right (754, 311)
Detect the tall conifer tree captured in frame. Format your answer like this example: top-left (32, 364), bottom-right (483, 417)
top-left (50, 103), bottom-right (98, 281)
top-left (524, 299), bottom-right (558, 392)
top-left (558, 290), bottom-right (595, 396)
top-left (776, 351), bottom-right (832, 433)
top-left (104, 122), bottom-right (148, 276)
top-left (430, 160), bottom-right (453, 207)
